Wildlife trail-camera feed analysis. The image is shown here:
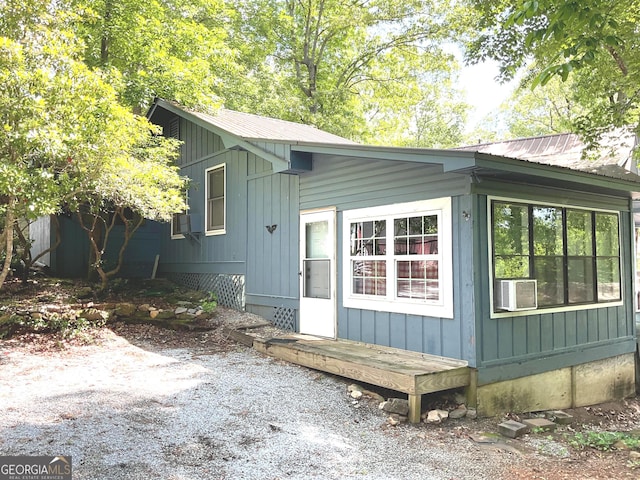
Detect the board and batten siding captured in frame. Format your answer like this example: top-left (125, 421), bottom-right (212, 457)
top-left (158, 118), bottom-right (302, 315)
top-left (299, 154), bottom-right (477, 364)
top-left (159, 134), bottom-right (247, 276)
top-left (246, 153), bottom-right (300, 307)
top-left (473, 191), bottom-right (636, 385)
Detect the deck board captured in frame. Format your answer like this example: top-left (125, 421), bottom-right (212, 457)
top-left (249, 333), bottom-right (470, 422)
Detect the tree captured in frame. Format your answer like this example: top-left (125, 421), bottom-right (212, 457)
top-left (229, 0), bottom-right (469, 145)
top-left (69, 0), bottom-right (240, 112)
top-left (0, 5), bottom-right (186, 289)
top-left (463, 0), bottom-right (640, 148)
top-left (466, 75), bottom-right (587, 141)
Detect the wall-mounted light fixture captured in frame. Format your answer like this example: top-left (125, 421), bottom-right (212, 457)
top-left (266, 224), bottom-right (278, 234)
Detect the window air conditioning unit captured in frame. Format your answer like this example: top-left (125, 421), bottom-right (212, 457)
top-left (496, 279), bottom-right (537, 311)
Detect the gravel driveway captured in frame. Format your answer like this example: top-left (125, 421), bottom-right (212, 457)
top-left (0, 326), bottom-right (586, 480)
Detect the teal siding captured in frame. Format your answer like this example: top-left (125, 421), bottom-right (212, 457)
top-left (300, 154), bottom-right (477, 362)
top-left (474, 193), bottom-right (636, 384)
top-left (246, 154), bottom-right (300, 301)
top-left (300, 154), bottom-right (470, 211)
top-left (157, 116), bottom-right (302, 318)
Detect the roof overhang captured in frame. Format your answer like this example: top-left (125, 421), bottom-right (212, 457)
top-left (149, 99), bottom-right (292, 172)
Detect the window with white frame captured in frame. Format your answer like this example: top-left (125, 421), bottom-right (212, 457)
top-left (343, 198), bottom-right (453, 318)
top-left (205, 164), bottom-right (225, 234)
top-left (491, 199), bottom-right (622, 313)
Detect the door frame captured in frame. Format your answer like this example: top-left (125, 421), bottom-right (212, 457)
top-left (299, 208), bottom-right (337, 338)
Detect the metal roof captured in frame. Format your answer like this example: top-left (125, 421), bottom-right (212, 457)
top-left (455, 131), bottom-right (638, 181)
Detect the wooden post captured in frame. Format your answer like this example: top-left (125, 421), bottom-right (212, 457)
top-left (465, 368), bottom-right (478, 409)
top-left (408, 394), bottom-right (421, 424)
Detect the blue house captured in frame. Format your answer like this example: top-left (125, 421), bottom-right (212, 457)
top-left (145, 98), bottom-right (640, 416)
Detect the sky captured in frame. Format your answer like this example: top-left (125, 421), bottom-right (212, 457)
top-left (457, 58), bottom-right (516, 134)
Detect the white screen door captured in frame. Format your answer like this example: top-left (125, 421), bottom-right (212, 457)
top-left (299, 209), bottom-right (336, 338)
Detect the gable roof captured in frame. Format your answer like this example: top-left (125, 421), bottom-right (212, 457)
top-left (454, 131), bottom-right (638, 181)
top-left (150, 98), bottom-right (357, 146)
top-left (148, 98), bottom-right (640, 195)
top-left (186, 107), bottom-right (359, 146)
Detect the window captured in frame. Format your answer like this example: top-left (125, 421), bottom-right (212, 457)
top-left (171, 190), bottom-right (189, 239)
top-left (205, 164), bottom-right (225, 234)
top-left (491, 199), bottom-right (621, 313)
top-left (343, 198), bottom-right (453, 318)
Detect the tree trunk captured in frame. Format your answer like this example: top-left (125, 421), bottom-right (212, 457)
top-left (0, 196), bottom-right (16, 289)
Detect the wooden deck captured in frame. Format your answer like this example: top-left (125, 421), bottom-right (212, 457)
top-left (227, 325), bottom-right (470, 423)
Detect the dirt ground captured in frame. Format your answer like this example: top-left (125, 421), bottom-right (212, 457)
top-left (2, 277), bottom-right (640, 479)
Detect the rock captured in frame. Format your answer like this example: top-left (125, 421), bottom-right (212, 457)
top-left (498, 420), bottom-right (529, 439)
top-left (362, 390), bottom-right (385, 403)
top-left (138, 304), bottom-right (151, 312)
top-left (629, 451), bottom-right (640, 460)
top-left (466, 408), bottom-right (477, 420)
top-left (115, 303), bottom-right (136, 317)
top-left (614, 440), bottom-right (630, 450)
top-left (380, 398), bottom-right (410, 416)
top-left (187, 308), bottom-right (198, 315)
top-left (387, 414), bottom-right (405, 426)
top-left (347, 384), bottom-right (363, 393)
top-left (546, 410), bottom-right (573, 425)
top-left (175, 307), bottom-right (188, 315)
top-left (426, 409), bottom-right (449, 424)
top-left (449, 406), bottom-right (468, 419)
top-left (76, 287), bottom-right (93, 299)
top-left (350, 390), bottom-right (363, 400)
top-left (149, 310), bottom-right (159, 319)
top-left (30, 312), bottom-right (43, 320)
top-left (81, 308), bottom-right (108, 322)
top-left (155, 310), bottom-right (176, 320)
top-left (453, 392), bottom-right (467, 405)
top-left (522, 418), bottom-right (557, 432)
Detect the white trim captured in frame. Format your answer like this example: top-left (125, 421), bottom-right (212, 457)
top-left (487, 195), bottom-right (624, 319)
top-left (205, 163), bottom-right (226, 236)
top-left (342, 198), bottom-right (453, 319)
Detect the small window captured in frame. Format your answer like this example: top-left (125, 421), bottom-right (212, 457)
top-left (205, 164), bottom-right (225, 234)
top-left (171, 190), bottom-right (189, 239)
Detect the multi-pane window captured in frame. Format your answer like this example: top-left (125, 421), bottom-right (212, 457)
top-left (492, 200), bottom-right (621, 311)
top-left (205, 164), bottom-right (225, 234)
top-left (344, 198), bottom-right (453, 318)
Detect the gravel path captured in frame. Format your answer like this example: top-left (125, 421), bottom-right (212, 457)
top-left (0, 331), bottom-right (534, 479)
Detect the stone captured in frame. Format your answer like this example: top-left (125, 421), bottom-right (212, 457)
top-left (629, 451), bottom-right (640, 460)
top-left (547, 410), bottom-right (573, 425)
top-left (76, 287), bottom-right (93, 299)
top-left (426, 409), bottom-right (449, 424)
top-left (30, 312), bottom-right (43, 320)
top-left (498, 420), bottom-right (529, 439)
top-left (387, 414), bottom-right (402, 426)
top-left (466, 408), bottom-right (478, 420)
top-left (380, 398), bottom-right (410, 416)
top-left (175, 307), bottom-right (188, 315)
top-left (347, 384), bottom-right (363, 393)
top-left (362, 390), bottom-right (385, 403)
top-left (149, 310), bottom-right (159, 319)
top-left (522, 418), bottom-right (557, 432)
top-left (155, 310), bottom-right (176, 320)
top-left (81, 308), bottom-right (107, 322)
top-left (449, 406), bottom-right (468, 419)
top-left (350, 390), bottom-right (363, 400)
top-left (115, 303), bottom-right (136, 317)
top-left (138, 304), bottom-right (150, 312)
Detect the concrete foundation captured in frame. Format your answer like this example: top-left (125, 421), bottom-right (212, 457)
top-left (474, 353), bottom-right (635, 417)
